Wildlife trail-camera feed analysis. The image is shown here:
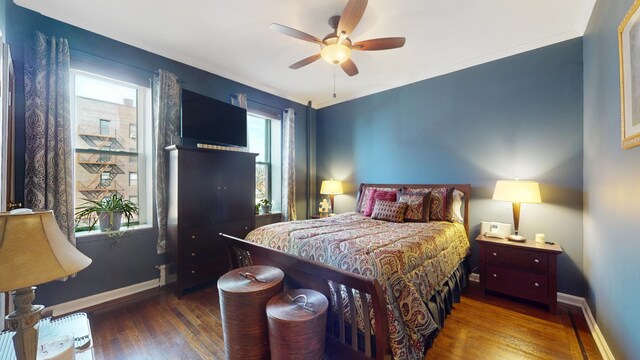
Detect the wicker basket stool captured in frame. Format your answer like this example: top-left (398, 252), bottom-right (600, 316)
top-left (218, 265), bottom-right (285, 360)
top-left (266, 289), bottom-right (328, 360)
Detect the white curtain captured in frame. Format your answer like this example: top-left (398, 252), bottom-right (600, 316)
top-left (152, 70), bottom-right (181, 254)
top-left (24, 31), bottom-right (75, 245)
top-left (281, 108), bottom-right (296, 221)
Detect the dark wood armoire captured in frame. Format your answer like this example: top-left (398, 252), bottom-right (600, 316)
top-left (166, 145), bottom-right (256, 296)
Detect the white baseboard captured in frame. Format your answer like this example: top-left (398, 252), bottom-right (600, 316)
top-left (43, 279), bottom-right (159, 317)
top-left (557, 293), bottom-right (615, 360)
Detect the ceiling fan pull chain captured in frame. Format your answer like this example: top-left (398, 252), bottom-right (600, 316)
top-left (333, 66), bottom-right (337, 98)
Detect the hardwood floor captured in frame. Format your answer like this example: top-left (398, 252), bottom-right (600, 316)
top-left (88, 284), bottom-right (602, 360)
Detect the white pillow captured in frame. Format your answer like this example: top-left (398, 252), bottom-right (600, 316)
top-left (452, 190), bottom-right (464, 223)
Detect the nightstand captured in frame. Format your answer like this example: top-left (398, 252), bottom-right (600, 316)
top-left (310, 213), bottom-right (331, 219)
top-left (476, 235), bottom-right (563, 313)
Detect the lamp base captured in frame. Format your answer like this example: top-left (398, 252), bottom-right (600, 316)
top-left (6, 286), bottom-right (44, 360)
top-left (507, 234), bottom-right (527, 242)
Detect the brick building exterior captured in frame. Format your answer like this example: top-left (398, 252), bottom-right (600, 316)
top-left (74, 96), bottom-right (139, 229)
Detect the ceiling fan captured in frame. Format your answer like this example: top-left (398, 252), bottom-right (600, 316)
top-left (270, 0), bottom-right (406, 77)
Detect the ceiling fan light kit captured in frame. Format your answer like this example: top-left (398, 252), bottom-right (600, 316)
top-left (270, 0), bottom-right (405, 77)
top-left (321, 42), bottom-right (351, 65)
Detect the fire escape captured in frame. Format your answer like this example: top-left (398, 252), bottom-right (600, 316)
top-left (76, 128), bottom-right (126, 201)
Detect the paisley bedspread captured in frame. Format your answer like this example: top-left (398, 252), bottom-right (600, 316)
top-left (245, 212), bottom-right (470, 360)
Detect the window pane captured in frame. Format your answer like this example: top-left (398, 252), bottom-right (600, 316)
top-left (100, 119), bottom-right (110, 135)
top-left (247, 114), bottom-right (266, 162)
top-left (74, 152), bottom-right (139, 229)
top-left (73, 72), bottom-right (142, 232)
top-left (74, 73), bottom-right (138, 153)
top-left (129, 172), bottom-right (138, 186)
top-left (255, 163), bottom-right (269, 204)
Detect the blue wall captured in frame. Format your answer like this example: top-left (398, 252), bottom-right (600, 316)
top-left (5, 3), bottom-right (312, 305)
top-left (316, 39), bottom-right (585, 295)
top-left (583, 0), bottom-right (640, 358)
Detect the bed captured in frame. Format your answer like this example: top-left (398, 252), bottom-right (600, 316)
top-left (221, 183), bottom-right (471, 360)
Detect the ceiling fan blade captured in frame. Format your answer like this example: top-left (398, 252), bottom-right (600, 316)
top-left (340, 58), bottom-right (359, 76)
top-left (289, 54), bottom-right (322, 69)
top-left (337, 0), bottom-right (368, 36)
top-left (270, 23), bottom-right (322, 44)
top-left (352, 37), bottom-right (406, 51)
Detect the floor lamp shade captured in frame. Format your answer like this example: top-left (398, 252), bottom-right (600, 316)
top-left (0, 210), bottom-right (92, 360)
top-left (492, 180), bottom-right (541, 241)
top-left (320, 179), bottom-right (343, 214)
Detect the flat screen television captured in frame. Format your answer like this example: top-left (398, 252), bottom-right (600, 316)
top-left (181, 89), bottom-right (247, 147)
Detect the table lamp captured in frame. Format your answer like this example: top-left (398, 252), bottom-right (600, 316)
top-left (0, 210), bottom-right (92, 360)
top-left (492, 180), bottom-right (541, 242)
top-left (320, 179), bottom-right (343, 214)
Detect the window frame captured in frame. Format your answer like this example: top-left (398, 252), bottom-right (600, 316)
top-left (70, 69), bottom-right (152, 236)
top-left (247, 111), bottom-right (281, 212)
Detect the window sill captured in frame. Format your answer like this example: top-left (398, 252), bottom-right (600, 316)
top-left (255, 212), bottom-right (281, 218)
top-left (75, 224), bottom-right (153, 242)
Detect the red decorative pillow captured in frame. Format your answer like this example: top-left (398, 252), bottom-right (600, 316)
top-left (364, 190), bottom-right (398, 217)
top-left (371, 200), bottom-right (407, 223)
top-left (398, 191), bottom-right (431, 222)
top-left (357, 186), bottom-right (399, 213)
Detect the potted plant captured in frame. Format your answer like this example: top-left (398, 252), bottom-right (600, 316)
top-left (259, 198), bottom-right (272, 214)
top-left (75, 193), bottom-right (139, 232)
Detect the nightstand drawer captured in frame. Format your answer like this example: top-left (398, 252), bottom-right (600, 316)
top-left (485, 244), bottom-right (548, 273)
top-left (486, 264), bottom-right (548, 303)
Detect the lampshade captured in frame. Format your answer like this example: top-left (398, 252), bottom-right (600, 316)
top-left (492, 180), bottom-right (541, 204)
top-left (0, 210), bottom-right (92, 292)
top-left (320, 180), bottom-right (344, 195)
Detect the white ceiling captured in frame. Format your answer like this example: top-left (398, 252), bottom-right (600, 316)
top-left (15, 0), bottom-right (596, 109)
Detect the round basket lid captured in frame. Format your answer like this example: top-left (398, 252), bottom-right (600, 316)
top-left (267, 289), bottom-right (328, 321)
top-left (218, 265), bottom-right (284, 293)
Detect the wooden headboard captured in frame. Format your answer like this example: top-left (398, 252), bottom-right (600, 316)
top-left (356, 183), bottom-right (472, 237)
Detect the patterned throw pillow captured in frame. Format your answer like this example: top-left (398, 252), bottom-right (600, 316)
top-left (398, 191), bottom-right (431, 222)
top-left (428, 186), bottom-right (455, 221)
top-left (371, 200), bottom-right (407, 223)
top-left (363, 190), bottom-right (398, 217)
top-left (404, 186), bottom-right (455, 221)
top-left (356, 186), bottom-right (399, 213)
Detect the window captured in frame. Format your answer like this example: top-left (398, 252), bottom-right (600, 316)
top-left (71, 69), bottom-right (151, 232)
top-left (129, 172), bottom-right (138, 186)
top-left (100, 172), bottom-right (111, 187)
top-left (99, 119), bottom-right (110, 135)
top-left (129, 196), bottom-right (138, 205)
top-left (247, 112), bottom-right (281, 211)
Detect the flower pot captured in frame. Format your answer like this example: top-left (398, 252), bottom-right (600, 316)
top-left (260, 205), bottom-right (271, 214)
top-left (98, 211), bottom-right (123, 232)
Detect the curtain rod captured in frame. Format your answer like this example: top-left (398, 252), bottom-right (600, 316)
top-left (70, 48), bottom-right (152, 75)
top-left (247, 98), bottom-right (287, 113)
top-left (70, 48), bottom-right (188, 83)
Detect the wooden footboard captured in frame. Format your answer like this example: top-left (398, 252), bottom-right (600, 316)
top-left (220, 233), bottom-right (392, 360)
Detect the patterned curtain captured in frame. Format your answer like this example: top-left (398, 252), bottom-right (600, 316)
top-left (24, 31), bottom-right (75, 245)
top-left (153, 70), bottom-right (181, 254)
top-left (230, 93), bottom-right (247, 109)
top-left (282, 108), bottom-right (296, 221)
